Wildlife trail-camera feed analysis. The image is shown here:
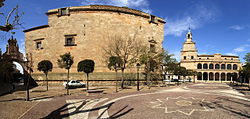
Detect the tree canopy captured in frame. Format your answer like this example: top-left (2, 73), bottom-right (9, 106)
top-left (77, 59), bottom-right (95, 74)
top-left (57, 52), bottom-right (74, 70)
top-left (37, 60), bottom-right (53, 74)
top-left (108, 56), bottom-right (123, 71)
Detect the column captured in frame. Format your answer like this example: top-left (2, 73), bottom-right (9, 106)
top-left (201, 72), bottom-right (203, 81)
top-left (219, 73), bottom-right (221, 82)
top-left (214, 72), bottom-right (215, 81)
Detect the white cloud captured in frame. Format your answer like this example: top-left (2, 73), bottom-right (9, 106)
top-left (80, 0), bottom-right (151, 13)
top-left (229, 25), bottom-right (245, 30)
top-left (233, 44), bottom-right (250, 52)
top-left (165, 2), bottom-right (218, 36)
top-left (225, 53), bottom-right (237, 56)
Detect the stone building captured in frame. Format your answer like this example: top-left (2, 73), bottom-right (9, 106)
top-left (24, 5), bottom-right (165, 81)
top-left (180, 29), bottom-right (241, 82)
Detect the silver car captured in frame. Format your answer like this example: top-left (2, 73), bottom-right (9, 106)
top-left (63, 80), bottom-right (86, 88)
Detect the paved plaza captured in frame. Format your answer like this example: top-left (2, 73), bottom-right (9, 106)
top-left (1, 83), bottom-right (249, 119)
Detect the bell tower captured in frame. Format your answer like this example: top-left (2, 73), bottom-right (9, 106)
top-left (181, 28), bottom-right (198, 61)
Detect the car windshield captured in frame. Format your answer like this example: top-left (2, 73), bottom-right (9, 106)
top-left (76, 81), bottom-right (80, 83)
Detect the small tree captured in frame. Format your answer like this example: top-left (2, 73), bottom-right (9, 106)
top-left (37, 60), bottom-right (53, 91)
top-left (108, 56), bottom-right (122, 92)
top-left (77, 59), bottom-right (95, 90)
top-left (57, 52), bottom-right (73, 95)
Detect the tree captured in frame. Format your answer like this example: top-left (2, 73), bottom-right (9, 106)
top-left (104, 35), bottom-right (144, 89)
top-left (107, 56), bottom-right (122, 92)
top-left (244, 53), bottom-right (250, 63)
top-left (57, 52), bottom-right (73, 95)
top-left (0, 0), bottom-right (23, 33)
top-left (77, 59), bottom-right (95, 90)
top-left (243, 53), bottom-right (250, 89)
top-left (37, 60), bottom-right (53, 91)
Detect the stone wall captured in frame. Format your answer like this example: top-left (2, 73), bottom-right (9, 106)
top-left (25, 5), bottom-right (165, 81)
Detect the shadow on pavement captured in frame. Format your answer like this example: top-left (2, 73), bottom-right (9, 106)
top-left (203, 97), bottom-right (250, 118)
top-left (42, 100), bottom-right (133, 119)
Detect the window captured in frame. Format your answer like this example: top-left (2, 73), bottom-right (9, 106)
top-left (191, 56), bottom-right (194, 59)
top-left (65, 34), bottom-right (77, 46)
top-left (150, 44), bottom-right (156, 53)
top-left (209, 64), bottom-right (214, 69)
top-left (227, 64), bottom-right (232, 70)
top-left (184, 56), bottom-right (186, 60)
top-left (233, 64), bottom-right (237, 70)
top-left (215, 64), bottom-right (220, 69)
top-left (34, 38), bottom-right (44, 50)
top-left (197, 63), bottom-right (202, 69)
top-left (58, 7), bottom-right (70, 16)
top-left (221, 64), bottom-right (225, 69)
top-left (149, 15), bottom-right (158, 24)
top-left (203, 64), bottom-right (208, 69)
top-left (35, 41), bottom-right (42, 49)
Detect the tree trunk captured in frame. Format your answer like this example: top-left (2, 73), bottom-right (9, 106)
top-left (87, 73), bottom-right (89, 90)
top-left (66, 69), bottom-right (69, 95)
top-left (46, 73), bottom-right (48, 91)
top-left (121, 69), bottom-right (124, 89)
top-left (115, 70), bottom-right (118, 92)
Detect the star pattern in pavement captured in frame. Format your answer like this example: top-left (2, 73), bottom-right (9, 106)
top-left (149, 96), bottom-right (213, 116)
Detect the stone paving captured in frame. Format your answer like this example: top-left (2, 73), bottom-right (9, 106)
top-left (13, 83), bottom-right (250, 119)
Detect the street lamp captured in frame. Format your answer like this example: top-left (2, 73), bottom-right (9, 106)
top-left (24, 53), bottom-right (31, 101)
top-left (136, 63), bottom-right (141, 91)
top-left (114, 63), bottom-right (118, 92)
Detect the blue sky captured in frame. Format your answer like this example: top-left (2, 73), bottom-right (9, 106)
top-left (1, 0), bottom-right (250, 62)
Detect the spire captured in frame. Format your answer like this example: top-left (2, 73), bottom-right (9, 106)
top-left (186, 27), bottom-right (192, 42)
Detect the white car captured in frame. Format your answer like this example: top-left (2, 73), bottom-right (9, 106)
top-left (63, 80), bottom-right (86, 88)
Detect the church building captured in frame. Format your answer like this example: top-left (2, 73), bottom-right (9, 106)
top-left (180, 29), bottom-right (241, 82)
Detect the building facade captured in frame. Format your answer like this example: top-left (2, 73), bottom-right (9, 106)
top-left (180, 29), bottom-right (241, 82)
top-left (24, 5), bottom-right (165, 81)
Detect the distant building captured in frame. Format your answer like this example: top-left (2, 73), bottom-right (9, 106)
top-left (180, 29), bottom-right (241, 82)
top-left (24, 5), bottom-right (165, 81)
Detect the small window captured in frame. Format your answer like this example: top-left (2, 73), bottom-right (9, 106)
top-left (36, 41), bottom-right (42, 49)
top-left (231, 58), bottom-right (233, 60)
top-left (149, 15), bottom-right (158, 24)
top-left (58, 7), bottom-right (70, 16)
top-left (34, 38), bottom-right (44, 50)
top-left (191, 56), bottom-right (194, 59)
top-left (184, 56), bottom-right (186, 60)
top-left (150, 44), bottom-right (156, 53)
top-left (199, 58), bottom-right (201, 59)
top-left (207, 58), bottom-right (209, 59)
top-left (65, 34), bottom-right (77, 46)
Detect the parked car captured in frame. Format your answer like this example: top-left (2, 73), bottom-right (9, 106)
top-left (63, 80), bottom-right (86, 89)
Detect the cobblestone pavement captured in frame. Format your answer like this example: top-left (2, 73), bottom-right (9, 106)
top-left (19, 83), bottom-right (250, 119)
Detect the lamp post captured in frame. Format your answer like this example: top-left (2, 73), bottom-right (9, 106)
top-left (136, 63), bottom-right (141, 91)
top-left (66, 60), bottom-right (70, 95)
top-left (114, 63), bottom-right (118, 92)
top-left (24, 53), bottom-right (32, 101)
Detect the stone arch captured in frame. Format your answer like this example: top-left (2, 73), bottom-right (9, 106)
top-left (209, 72), bottom-right (214, 81)
top-left (221, 73), bottom-right (225, 81)
top-left (221, 64), bottom-right (225, 69)
top-left (232, 73), bottom-right (238, 81)
top-left (197, 72), bottom-right (202, 80)
top-left (209, 64), bottom-right (214, 69)
top-left (203, 72), bottom-right (208, 81)
top-left (227, 64), bottom-right (232, 70)
top-left (233, 64), bottom-right (237, 70)
top-left (227, 73), bottom-right (231, 81)
top-left (197, 63), bottom-right (202, 69)
top-left (215, 72), bottom-right (220, 81)
top-left (203, 64), bottom-right (208, 69)
top-left (215, 64), bottom-right (220, 69)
